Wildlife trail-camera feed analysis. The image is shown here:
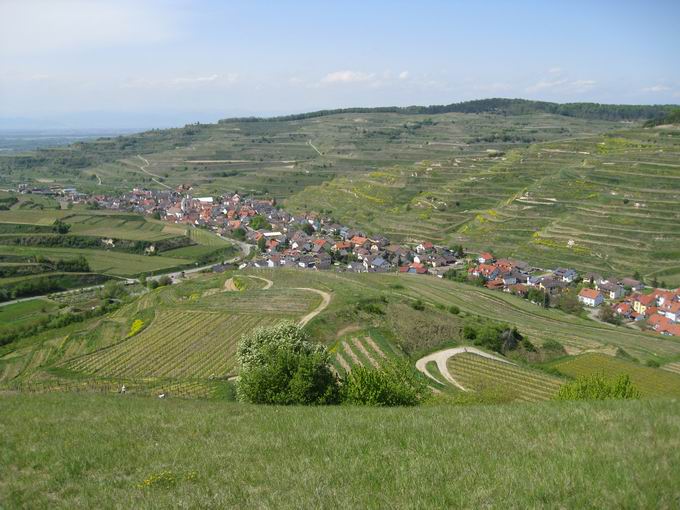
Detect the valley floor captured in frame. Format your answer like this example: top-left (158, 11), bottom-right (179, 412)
top-left (1, 393), bottom-right (679, 509)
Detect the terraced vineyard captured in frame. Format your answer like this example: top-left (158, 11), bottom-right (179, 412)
top-left (553, 353), bottom-right (680, 397)
top-left (460, 130), bottom-right (680, 284)
top-left (331, 331), bottom-right (403, 375)
top-left (2, 376), bottom-right (220, 399)
top-left (64, 310), bottom-right (276, 378)
top-left (447, 352), bottom-right (563, 401)
top-left (662, 361), bottom-right (680, 376)
top-left (65, 213), bottom-right (174, 241)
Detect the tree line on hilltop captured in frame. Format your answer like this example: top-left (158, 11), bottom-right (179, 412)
top-left (219, 98), bottom-right (678, 124)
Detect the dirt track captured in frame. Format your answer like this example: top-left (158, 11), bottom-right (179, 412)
top-left (415, 347), bottom-right (514, 391)
top-left (294, 288), bottom-right (331, 326)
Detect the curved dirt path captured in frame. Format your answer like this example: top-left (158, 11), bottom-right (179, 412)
top-left (136, 155), bottom-right (172, 190)
top-left (415, 347), bottom-right (515, 391)
top-left (245, 275), bottom-right (273, 290)
top-left (294, 288), bottom-right (331, 326)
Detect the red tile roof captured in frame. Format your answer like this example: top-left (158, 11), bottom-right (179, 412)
top-left (579, 288), bottom-right (602, 300)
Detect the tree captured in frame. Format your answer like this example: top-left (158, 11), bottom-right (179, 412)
top-left (249, 215), bottom-right (271, 230)
top-left (257, 236), bottom-right (266, 252)
top-left (100, 280), bottom-right (128, 301)
top-left (236, 322), bottom-right (339, 405)
top-left (232, 227), bottom-right (246, 241)
top-left (157, 275), bottom-right (173, 287)
top-left (555, 290), bottom-right (583, 315)
top-left (301, 223), bottom-right (315, 236)
top-left (52, 219), bottom-right (71, 234)
top-left (599, 305), bottom-right (622, 325)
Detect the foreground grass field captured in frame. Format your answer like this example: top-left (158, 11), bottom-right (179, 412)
top-left (1, 393), bottom-right (678, 508)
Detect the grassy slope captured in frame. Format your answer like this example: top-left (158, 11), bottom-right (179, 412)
top-left (1, 393), bottom-right (679, 508)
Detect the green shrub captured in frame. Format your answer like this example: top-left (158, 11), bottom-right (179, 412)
top-left (341, 361), bottom-right (428, 406)
top-left (556, 374), bottom-right (641, 401)
top-left (157, 275), bottom-right (173, 287)
top-left (237, 322), bottom-right (339, 405)
top-left (448, 305), bottom-right (460, 315)
top-left (410, 299), bottom-right (425, 311)
top-left (646, 359), bottom-right (660, 368)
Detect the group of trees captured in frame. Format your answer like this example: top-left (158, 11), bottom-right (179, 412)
top-left (462, 319), bottom-right (532, 354)
top-left (236, 322), bottom-right (427, 406)
top-left (219, 99), bottom-right (675, 124)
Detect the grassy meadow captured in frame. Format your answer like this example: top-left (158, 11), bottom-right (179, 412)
top-left (1, 393), bottom-right (679, 509)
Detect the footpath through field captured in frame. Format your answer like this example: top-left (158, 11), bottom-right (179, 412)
top-left (135, 155), bottom-right (172, 190)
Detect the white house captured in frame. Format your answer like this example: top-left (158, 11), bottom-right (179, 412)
top-left (578, 288), bottom-right (604, 307)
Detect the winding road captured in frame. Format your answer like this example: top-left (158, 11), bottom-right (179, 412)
top-left (415, 346), bottom-right (515, 391)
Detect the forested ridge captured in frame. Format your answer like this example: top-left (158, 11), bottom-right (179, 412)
top-left (219, 98), bottom-right (678, 123)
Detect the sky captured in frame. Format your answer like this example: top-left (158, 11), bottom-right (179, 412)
top-left (1, 0), bottom-right (679, 129)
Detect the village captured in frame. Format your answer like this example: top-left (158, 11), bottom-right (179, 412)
top-left (17, 184), bottom-right (680, 338)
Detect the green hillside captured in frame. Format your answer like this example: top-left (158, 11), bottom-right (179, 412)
top-left (1, 393), bottom-right (679, 508)
top-left (2, 101), bottom-right (678, 283)
top-left (4, 269), bottom-right (680, 397)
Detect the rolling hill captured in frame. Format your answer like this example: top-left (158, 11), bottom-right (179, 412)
top-left (2, 99), bottom-right (678, 284)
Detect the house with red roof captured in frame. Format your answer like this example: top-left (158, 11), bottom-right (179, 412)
top-left (660, 301), bottom-right (680, 322)
top-left (478, 252), bottom-right (495, 264)
top-left (578, 288), bottom-right (604, 307)
top-left (633, 293), bottom-right (657, 315)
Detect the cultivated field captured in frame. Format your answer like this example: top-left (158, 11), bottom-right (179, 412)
top-left (64, 310), bottom-right (269, 379)
top-left (0, 244), bottom-right (191, 276)
top-left (553, 353), bottom-right (680, 397)
top-left (446, 352), bottom-right (563, 401)
top-left (331, 329), bottom-right (403, 375)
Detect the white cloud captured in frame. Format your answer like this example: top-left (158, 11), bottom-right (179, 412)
top-left (526, 78), bottom-right (596, 94)
top-left (172, 74), bottom-right (220, 85)
top-left (548, 67), bottom-right (562, 74)
top-left (398, 71), bottom-right (409, 80)
top-left (122, 73), bottom-right (237, 89)
top-left (526, 79), bottom-right (568, 92)
top-left (321, 70), bottom-right (376, 84)
top-left (0, 0), bottom-right (175, 56)
top-left (569, 79), bottom-right (597, 92)
top-left (642, 85), bottom-right (671, 93)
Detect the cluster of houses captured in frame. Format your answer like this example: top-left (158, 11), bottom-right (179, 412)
top-left (467, 254), bottom-right (680, 337)
top-left (87, 188), bottom-right (465, 275)
top-left (467, 252), bottom-right (574, 297)
top-left (55, 186), bottom-right (680, 338)
top-left (577, 274), bottom-right (680, 336)
top-left (614, 288), bottom-right (680, 336)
